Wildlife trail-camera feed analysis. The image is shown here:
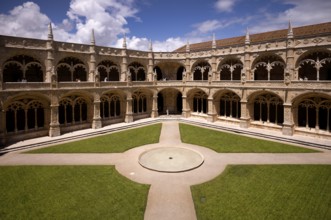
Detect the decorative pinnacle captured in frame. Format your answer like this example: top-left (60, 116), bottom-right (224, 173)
top-left (149, 39), bottom-right (153, 51)
top-left (245, 28), bottom-right (250, 44)
top-left (123, 33), bottom-right (127, 49)
top-left (48, 22), bottom-right (53, 40)
top-left (186, 40), bottom-right (190, 52)
top-left (91, 29), bottom-right (95, 45)
top-left (288, 20), bottom-right (293, 38)
top-left (212, 33), bottom-right (216, 49)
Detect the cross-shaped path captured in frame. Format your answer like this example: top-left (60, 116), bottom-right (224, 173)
top-left (0, 121), bottom-right (331, 220)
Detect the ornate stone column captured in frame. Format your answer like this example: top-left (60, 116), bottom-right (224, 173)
top-left (0, 106), bottom-right (6, 147)
top-left (148, 41), bottom-right (154, 82)
top-left (182, 95), bottom-right (190, 118)
top-left (89, 29), bottom-right (96, 82)
top-left (282, 103), bottom-right (294, 135)
top-left (286, 21), bottom-right (295, 82)
top-left (125, 91), bottom-right (133, 123)
top-left (45, 23), bottom-right (54, 83)
top-left (151, 92), bottom-right (158, 118)
top-left (0, 66), bottom-right (3, 90)
top-left (92, 93), bottom-right (102, 129)
top-left (239, 100), bottom-right (250, 128)
top-left (49, 96), bottom-right (61, 137)
top-left (206, 96), bottom-right (216, 122)
top-left (121, 35), bottom-right (128, 82)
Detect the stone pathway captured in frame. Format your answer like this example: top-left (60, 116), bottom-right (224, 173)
top-left (0, 121), bottom-right (331, 220)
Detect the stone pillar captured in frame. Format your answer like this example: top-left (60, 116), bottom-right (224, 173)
top-left (45, 43), bottom-right (54, 83)
top-left (0, 108), bottom-right (6, 147)
top-left (121, 50), bottom-right (128, 82)
top-left (206, 96), bottom-right (216, 122)
top-left (125, 92), bottom-right (133, 123)
top-left (92, 93), bottom-right (102, 129)
top-left (182, 95), bottom-right (190, 118)
top-left (0, 66), bottom-right (3, 90)
top-left (286, 21), bottom-right (295, 81)
top-left (239, 100), bottom-right (250, 128)
top-left (151, 93), bottom-right (158, 118)
top-left (49, 103), bottom-right (61, 137)
top-left (148, 50), bottom-right (154, 82)
top-left (282, 103), bottom-right (294, 136)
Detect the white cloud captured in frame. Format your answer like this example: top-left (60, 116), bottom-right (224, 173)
top-left (0, 2), bottom-right (50, 38)
top-left (249, 0), bottom-right (331, 34)
top-left (215, 0), bottom-right (238, 12)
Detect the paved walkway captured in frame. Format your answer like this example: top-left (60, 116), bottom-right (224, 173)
top-left (0, 121), bottom-right (331, 220)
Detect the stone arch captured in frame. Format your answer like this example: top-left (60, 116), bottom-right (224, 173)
top-left (153, 61), bottom-right (185, 80)
top-left (252, 53), bottom-right (285, 81)
top-left (58, 91), bottom-right (92, 126)
top-left (97, 60), bottom-right (120, 82)
top-left (128, 62), bottom-right (146, 81)
top-left (3, 55), bottom-right (43, 82)
top-left (100, 90), bottom-right (126, 122)
top-left (248, 91), bottom-right (284, 125)
top-left (132, 88), bottom-right (153, 115)
top-left (153, 66), bottom-right (163, 81)
top-left (157, 88), bottom-right (183, 114)
top-left (56, 57), bottom-right (87, 82)
top-left (217, 57), bottom-right (243, 81)
top-left (192, 61), bottom-right (211, 81)
top-left (187, 88), bottom-right (208, 114)
top-left (296, 49), bottom-right (331, 81)
top-left (213, 89), bottom-right (241, 119)
top-left (3, 93), bottom-right (50, 133)
top-left (292, 93), bottom-right (331, 132)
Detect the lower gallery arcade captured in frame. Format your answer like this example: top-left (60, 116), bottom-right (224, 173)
top-left (0, 22), bottom-right (331, 146)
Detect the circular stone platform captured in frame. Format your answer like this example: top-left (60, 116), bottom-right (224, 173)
top-left (138, 147), bottom-right (204, 172)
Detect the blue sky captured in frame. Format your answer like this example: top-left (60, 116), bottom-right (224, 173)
top-left (0, 0), bottom-right (330, 51)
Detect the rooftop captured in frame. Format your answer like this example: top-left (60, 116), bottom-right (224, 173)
top-left (174, 22), bottom-right (331, 52)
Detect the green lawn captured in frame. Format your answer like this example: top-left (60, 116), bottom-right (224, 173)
top-left (192, 165), bottom-right (331, 220)
top-left (179, 123), bottom-right (317, 153)
top-left (0, 166), bottom-right (149, 220)
top-left (28, 123), bottom-right (162, 153)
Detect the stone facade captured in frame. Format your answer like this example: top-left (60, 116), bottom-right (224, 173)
top-left (0, 22), bottom-right (331, 146)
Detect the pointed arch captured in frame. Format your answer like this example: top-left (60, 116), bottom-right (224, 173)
top-left (3, 55), bottom-right (43, 82)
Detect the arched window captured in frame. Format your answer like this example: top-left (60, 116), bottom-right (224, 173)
top-left (100, 94), bottom-right (121, 118)
top-left (132, 91), bottom-right (147, 113)
top-left (297, 97), bottom-right (331, 132)
top-left (97, 60), bottom-right (120, 81)
top-left (193, 62), bottom-right (210, 81)
top-left (253, 93), bottom-right (284, 124)
top-left (129, 62), bottom-right (146, 81)
top-left (5, 99), bottom-right (45, 133)
top-left (59, 96), bottom-right (87, 125)
top-left (219, 59), bottom-right (242, 81)
top-left (298, 51), bottom-right (331, 81)
top-left (177, 66), bottom-right (185, 80)
top-left (253, 55), bottom-right (284, 81)
top-left (3, 55), bottom-right (43, 82)
top-left (219, 92), bottom-right (241, 119)
top-left (153, 66), bottom-right (163, 80)
top-left (192, 91), bottom-right (207, 113)
top-left (57, 57), bottom-right (87, 82)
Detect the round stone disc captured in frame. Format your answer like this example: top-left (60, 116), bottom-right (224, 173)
top-left (139, 147), bottom-right (204, 173)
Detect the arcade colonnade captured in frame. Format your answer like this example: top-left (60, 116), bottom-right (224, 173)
top-left (0, 22), bottom-right (331, 146)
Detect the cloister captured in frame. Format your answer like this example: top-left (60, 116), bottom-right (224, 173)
top-left (0, 22), bottom-right (330, 146)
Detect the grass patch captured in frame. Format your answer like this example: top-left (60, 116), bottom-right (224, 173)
top-left (179, 123), bottom-right (317, 153)
top-left (0, 166), bottom-right (149, 220)
top-left (192, 165), bottom-right (331, 220)
top-left (28, 123), bottom-right (162, 153)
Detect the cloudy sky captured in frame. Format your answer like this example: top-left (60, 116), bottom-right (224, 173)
top-left (0, 0), bottom-right (330, 51)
